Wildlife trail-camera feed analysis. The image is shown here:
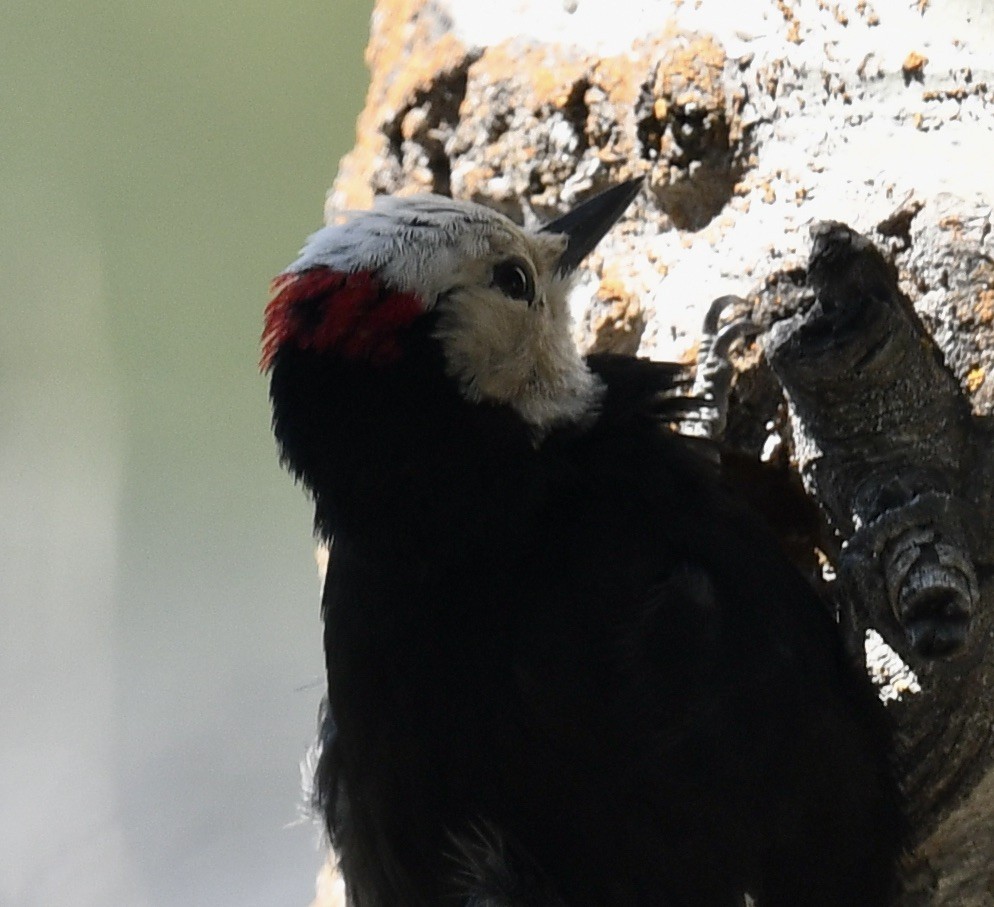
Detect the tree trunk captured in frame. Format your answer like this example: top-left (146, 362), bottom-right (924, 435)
top-left (314, 0), bottom-right (994, 902)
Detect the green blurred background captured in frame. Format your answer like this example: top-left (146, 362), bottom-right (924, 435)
top-left (1, 2), bottom-right (371, 904)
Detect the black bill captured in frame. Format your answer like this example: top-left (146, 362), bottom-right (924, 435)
top-left (541, 177), bottom-right (643, 275)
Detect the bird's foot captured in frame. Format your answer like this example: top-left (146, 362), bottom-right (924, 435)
top-left (681, 295), bottom-right (759, 442)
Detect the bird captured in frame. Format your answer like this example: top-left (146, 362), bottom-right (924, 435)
top-left (262, 180), bottom-right (904, 906)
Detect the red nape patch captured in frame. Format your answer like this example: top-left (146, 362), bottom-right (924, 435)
top-left (259, 268), bottom-right (424, 372)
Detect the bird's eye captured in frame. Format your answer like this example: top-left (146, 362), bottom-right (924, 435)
top-left (491, 258), bottom-right (536, 304)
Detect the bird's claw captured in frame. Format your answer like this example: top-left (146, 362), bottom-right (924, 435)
top-left (683, 296), bottom-right (760, 441)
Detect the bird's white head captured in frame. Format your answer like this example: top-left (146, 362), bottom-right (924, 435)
top-left (262, 181), bottom-right (642, 432)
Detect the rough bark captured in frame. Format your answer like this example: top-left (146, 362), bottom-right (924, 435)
top-left (313, 0), bottom-right (994, 902)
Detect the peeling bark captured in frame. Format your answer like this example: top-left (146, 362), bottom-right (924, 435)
top-left (756, 222), bottom-right (994, 853)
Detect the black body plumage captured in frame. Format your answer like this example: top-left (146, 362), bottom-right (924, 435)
top-left (268, 322), bottom-right (903, 905)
